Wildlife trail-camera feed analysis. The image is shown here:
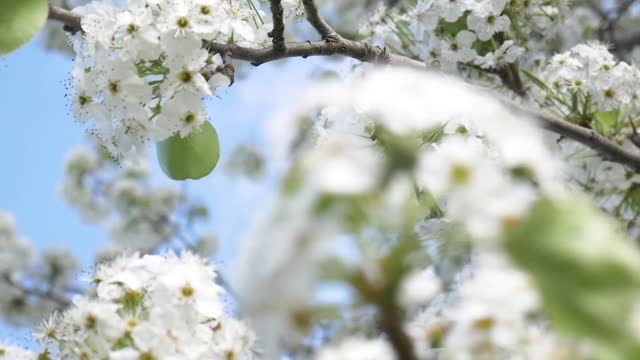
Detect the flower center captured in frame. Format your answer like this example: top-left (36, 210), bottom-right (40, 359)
top-left (108, 81), bottom-right (120, 95)
top-left (127, 23), bottom-right (138, 34)
top-left (85, 314), bottom-right (97, 330)
top-left (604, 88), bottom-right (615, 98)
top-left (176, 16), bottom-right (190, 28)
top-left (487, 14), bottom-right (496, 24)
top-left (179, 70), bottom-right (193, 83)
top-left (473, 316), bottom-right (496, 330)
top-left (181, 284), bottom-right (195, 297)
top-left (184, 112), bottom-right (197, 124)
top-left (451, 164), bottom-right (471, 184)
top-left (78, 95), bottom-right (91, 106)
top-left (200, 5), bottom-right (211, 15)
top-left (139, 352), bottom-right (155, 360)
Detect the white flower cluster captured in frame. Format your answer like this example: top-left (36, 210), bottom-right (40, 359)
top-left (406, 252), bottom-right (589, 359)
top-left (61, 146), bottom-right (215, 260)
top-left (315, 337), bottom-right (396, 360)
top-left (0, 212), bottom-right (79, 326)
top-left (533, 43), bottom-right (640, 117)
top-left (554, 139), bottom-right (640, 222)
top-left (288, 68), bottom-right (561, 238)
top-left (295, 253), bottom-right (588, 359)
top-left (0, 211), bottom-right (34, 276)
top-left (360, 0), bottom-right (567, 71)
top-left (69, 0), bottom-right (268, 157)
top-left (0, 344), bottom-right (35, 360)
top-left (530, 44), bottom-right (640, 209)
top-left (37, 252), bottom-right (255, 359)
top-left (236, 67), bottom-right (564, 353)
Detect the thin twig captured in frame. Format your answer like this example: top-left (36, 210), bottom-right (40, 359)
top-left (268, 0), bottom-right (286, 51)
top-left (2, 273), bottom-right (71, 307)
top-left (583, 0), bottom-right (638, 53)
top-left (585, 0), bottom-right (608, 19)
top-left (617, 0), bottom-right (637, 15)
top-left (203, 46), bottom-right (236, 85)
top-left (218, 47), bottom-right (236, 85)
top-left (302, 0), bottom-right (339, 40)
top-left (48, 5), bottom-right (82, 33)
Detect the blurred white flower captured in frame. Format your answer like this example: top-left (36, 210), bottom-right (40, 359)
top-left (315, 338), bottom-right (396, 360)
top-left (397, 269), bottom-right (441, 307)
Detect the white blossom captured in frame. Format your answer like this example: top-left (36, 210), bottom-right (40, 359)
top-left (38, 252), bottom-right (255, 359)
top-left (69, 0), bottom-right (264, 157)
top-left (315, 338), bottom-right (396, 360)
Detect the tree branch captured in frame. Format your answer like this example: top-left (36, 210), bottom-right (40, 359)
top-left (378, 308), bottom-right (418, 360)
top-left (504, 101), bottom-right (640, 173)
top-left (302, 0), bottom-right (339, 39)
top-left (206, 40), bottom-right (426, 68)
top-left (48, 5), bottom-right (640, 173)
top-left (582, 0), bottom-right (638, 53)
top-left (48, 5), bottom-right (82, 33)
top-left (218, 47), bottom-right (236, 85)
top-left (617, 0), bottom-right (637, 14)
top-left (350, 267), bottom-right (419, 360)
top-left (268, 0), bottom-right (286, 51)
top-left (584, 0), bottom-right (608, 19)
top-left (613, 31), bottom-right (640, 51)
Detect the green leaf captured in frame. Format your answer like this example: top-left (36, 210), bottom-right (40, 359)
top-left (624, 184), bottom-right (640, 216)
top-left (0, 0), bottom-right (49, 55)
top-left (317, 257), bottom-right (353, 281)
top-left (436, 16), bottom-right (467, 38)
top-left (37, 351), bottom-right (53, 360)
top-left (505, 197), bottom-right (640, 356)
top-left (224, 144), bottom-right (265, 179)
top-left (313, 194), bottom-right (369, 231)
top-left (111, 332), bottom-right (134, 351)
top-left (420, 123), bottom-right (447, 145)
top-left (593, 110), bottom-right (619, 137)
top-left (186, 205), bottom-right (209, 225)
top-left (521, 69), bottom-right (550, 91)
top-left (156, 121), bottom-right (220, 180)
top-left (415, 188), bottom-right (443, 218)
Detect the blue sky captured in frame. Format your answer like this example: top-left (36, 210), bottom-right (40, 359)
top-left (0, 31), bottom-right (323, 343)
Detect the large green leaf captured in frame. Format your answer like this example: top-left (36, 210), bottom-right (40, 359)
top-left (156, 122), bottom-right (220, 180)
top-left (505, 197), bottom-right (640, 357)
top-left (0, 0), bottom-right (49, 55)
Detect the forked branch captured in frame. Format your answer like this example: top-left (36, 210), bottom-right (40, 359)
top-left (46, 5), bottom-right (640, 173)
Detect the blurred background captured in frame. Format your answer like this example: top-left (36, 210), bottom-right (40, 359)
top-left (4, 0), bottom-right (640, 353)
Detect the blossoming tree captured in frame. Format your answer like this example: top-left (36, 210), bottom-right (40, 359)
top-left (3, 0), bottom-right (640, 358)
